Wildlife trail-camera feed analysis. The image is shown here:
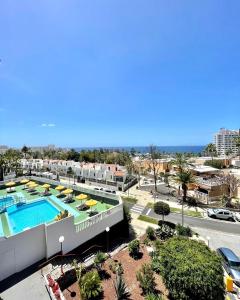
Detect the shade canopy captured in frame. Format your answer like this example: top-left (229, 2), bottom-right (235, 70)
top-left (26, 181), bottom-right (35, 186)
top-left (55, 185), bottom-right (65, 191)
top-left (76, 194), bottom-right (88, 201)
top-left (5, 181), bottom-right (16, 187)
top-left (28, 183), bottom-right (38, 189)
top-left (62, 189), bottom-right (73, 195)
top-left (42, 183), bottom-right (51, 188)
top-left (86, 199), bottom-right (97, 207)
top-left (20, 179), bottom-right (29, 184)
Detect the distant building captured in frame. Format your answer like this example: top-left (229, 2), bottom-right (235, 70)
top-left (0, 145), bottom-right (8, 154)
top-left (30, 144), bottom-right (56, 153)
top-left (214, 128), bottom-right (240, 156)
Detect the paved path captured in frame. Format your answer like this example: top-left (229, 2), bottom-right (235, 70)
top-left (0, 270), bottom-right (49, 300)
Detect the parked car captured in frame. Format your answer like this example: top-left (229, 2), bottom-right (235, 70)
top-left (217, 247), bottom-right (240, 286)
top-left (207, 208), bottom-right (235, 221)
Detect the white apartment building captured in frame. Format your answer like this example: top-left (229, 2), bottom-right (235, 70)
top-left (214, 128), bottom-right (240, 156)
top-left (21, 159), bottom-right (128, 189)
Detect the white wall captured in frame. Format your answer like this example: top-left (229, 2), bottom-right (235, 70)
top-left (0, 224), bottom-right (46, 281)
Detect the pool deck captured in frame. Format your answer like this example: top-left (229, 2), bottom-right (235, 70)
top-left (0, 183), bottom-right (115, 237)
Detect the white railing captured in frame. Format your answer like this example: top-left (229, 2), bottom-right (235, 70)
top-left (74, 204), bottom-right (123, 232)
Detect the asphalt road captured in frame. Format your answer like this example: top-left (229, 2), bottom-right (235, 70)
top-left (142, 207), bottom-right (240, 235)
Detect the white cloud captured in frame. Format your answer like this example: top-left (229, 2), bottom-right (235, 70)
top-left (41, 123), bottom-right (56, 127)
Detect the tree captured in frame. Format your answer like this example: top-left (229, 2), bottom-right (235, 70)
top-left (205, 143), bottom-right (217, 160)
top-left (67, 167), bottom-right (74, 184)
top-left (153, 201), bottom-right (170, 222)
top-left (114, 274), bottom-right (130, 300)
top-left (174, 170), bottom-right (195, 226)
top-left (21, 145), bottom-right (30, 158)
top-left (154, 236), bottom-right (225, 300)
top-left (148, 145), bottom-right (161, 192)
top-left (136, 263), bottom-right (156, 295)
top-left (204, 159), bottom-right (224, 169)
top-left (80, 270), bottom-right (102, 300)
top-left (222, 173), bottom-right (240, 205)
top-left (233, 136), bottom-right (240, 158)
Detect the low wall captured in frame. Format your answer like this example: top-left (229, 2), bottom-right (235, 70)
top-left (0, 224), bottom-right (46, 281)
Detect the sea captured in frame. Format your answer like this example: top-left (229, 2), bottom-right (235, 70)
top-left (74, 146), bottom-right (205, 154)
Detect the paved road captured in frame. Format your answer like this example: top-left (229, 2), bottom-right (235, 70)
top-left (142, 207), bottom-right (240, 235)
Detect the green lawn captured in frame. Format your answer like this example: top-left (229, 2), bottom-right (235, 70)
top-left (147, 202), bottom-right (203, 218)
top-left (122, 196), bottom-right (138, 204)
top-left (138, 215), bottom-right (158, 225)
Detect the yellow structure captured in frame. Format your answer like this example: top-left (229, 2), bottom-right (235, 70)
top-left (20, 179), bottom-right (29, 184)
top-left (62, 189), bottom-right (73, 195)
top-left (26, 181), bottom-right (35, 186)
top-left (55, 185), bottom-right (65, 191)
top-left (86, 199), bottom-right (97, 207)
top-left (42, 183), bottom-right (51, 189)
top-left (5, 181), bottom-right (16, 187)
top-left (225, 275), bottom-right (233, 292)
top-left (76, 194), bottom-right (88, 201)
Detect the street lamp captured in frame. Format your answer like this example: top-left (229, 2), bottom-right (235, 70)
top-left (59, 235), bottom-right (65, 255)
top-left (106, 227), bottom-right (110, 252)
top-left (206, 236), bottom-right (210, 247)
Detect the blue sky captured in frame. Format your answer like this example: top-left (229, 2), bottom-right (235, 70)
top-left (1, 1), bottom-right (240, 147)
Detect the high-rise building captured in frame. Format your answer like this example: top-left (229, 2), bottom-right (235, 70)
top-left (214, 128), bottom-right (240, 156)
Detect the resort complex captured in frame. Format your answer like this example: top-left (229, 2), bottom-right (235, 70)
top-left (0, 177), bottom-right (123, 281)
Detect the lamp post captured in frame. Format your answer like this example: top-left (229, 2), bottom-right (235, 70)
top-left (206, 236), bottom-right (210, 247)
top-left (59, 235), bottom-right (65, 255)
top-left (106, 227), bottom-right (110, 253)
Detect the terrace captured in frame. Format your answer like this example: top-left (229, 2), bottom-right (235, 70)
top-left (0, 178), bottom-right (118, 237)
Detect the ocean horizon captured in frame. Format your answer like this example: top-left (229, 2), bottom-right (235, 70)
top-left (74, 145), bottom-right (205, 154)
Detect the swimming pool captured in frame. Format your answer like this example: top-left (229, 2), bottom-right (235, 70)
top-left (0, 196), bottom-right (14, 210)
top-left (7, 199), bottom-right (59, 234)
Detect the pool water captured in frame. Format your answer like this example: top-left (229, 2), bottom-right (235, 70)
top-left (7, 199), bottom-right (59, 234)
top-left (0, 196), bottom-right (14, 209)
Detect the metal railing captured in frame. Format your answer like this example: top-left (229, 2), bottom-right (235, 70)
top-left (75, 204), bottom-right (123, 233)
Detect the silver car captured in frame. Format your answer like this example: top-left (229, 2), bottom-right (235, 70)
top-left (217, 247), bottom-right (240, 286)
top-left (207, 208), bottom-right (235, 221)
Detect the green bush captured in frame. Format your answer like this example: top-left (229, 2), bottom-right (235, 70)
top-left (146, 226), bottom-right (155, 240)
top-left (109, 259), bottom-right (124, 275)
top-left (94, 251), bottom-right (107, 271)
top-left (155, 224), bottom-right (175, 240)
top-left (128, 239), bottom-right (140, 259)
top-left (154, 237), bottom-right (225, 300)
top-left (136, 263), bottom-right (156, 295)
top-left (145, 293), bottom-right (163, 300)
top-left (204, 159), bottom-right (225, 169)
top-left (176, 224), bottom-right (192, 237)
top-left (80, 270), bottom-right (102, 300)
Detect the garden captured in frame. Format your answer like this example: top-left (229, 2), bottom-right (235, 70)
top-left (46, 202), bottom-right (225, 300)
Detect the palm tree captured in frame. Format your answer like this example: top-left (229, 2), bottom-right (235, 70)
top-left (233, 136), bottom-right (240, 158)
top-left (171, 153), bottom-right (188, 172)
top-left (174, 170), bottom-right (195, 226)
top-left (205, 143), bottom-right (217, 160)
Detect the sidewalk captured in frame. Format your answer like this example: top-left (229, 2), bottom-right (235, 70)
top-left (122, 184), bottom-right (206, 215)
